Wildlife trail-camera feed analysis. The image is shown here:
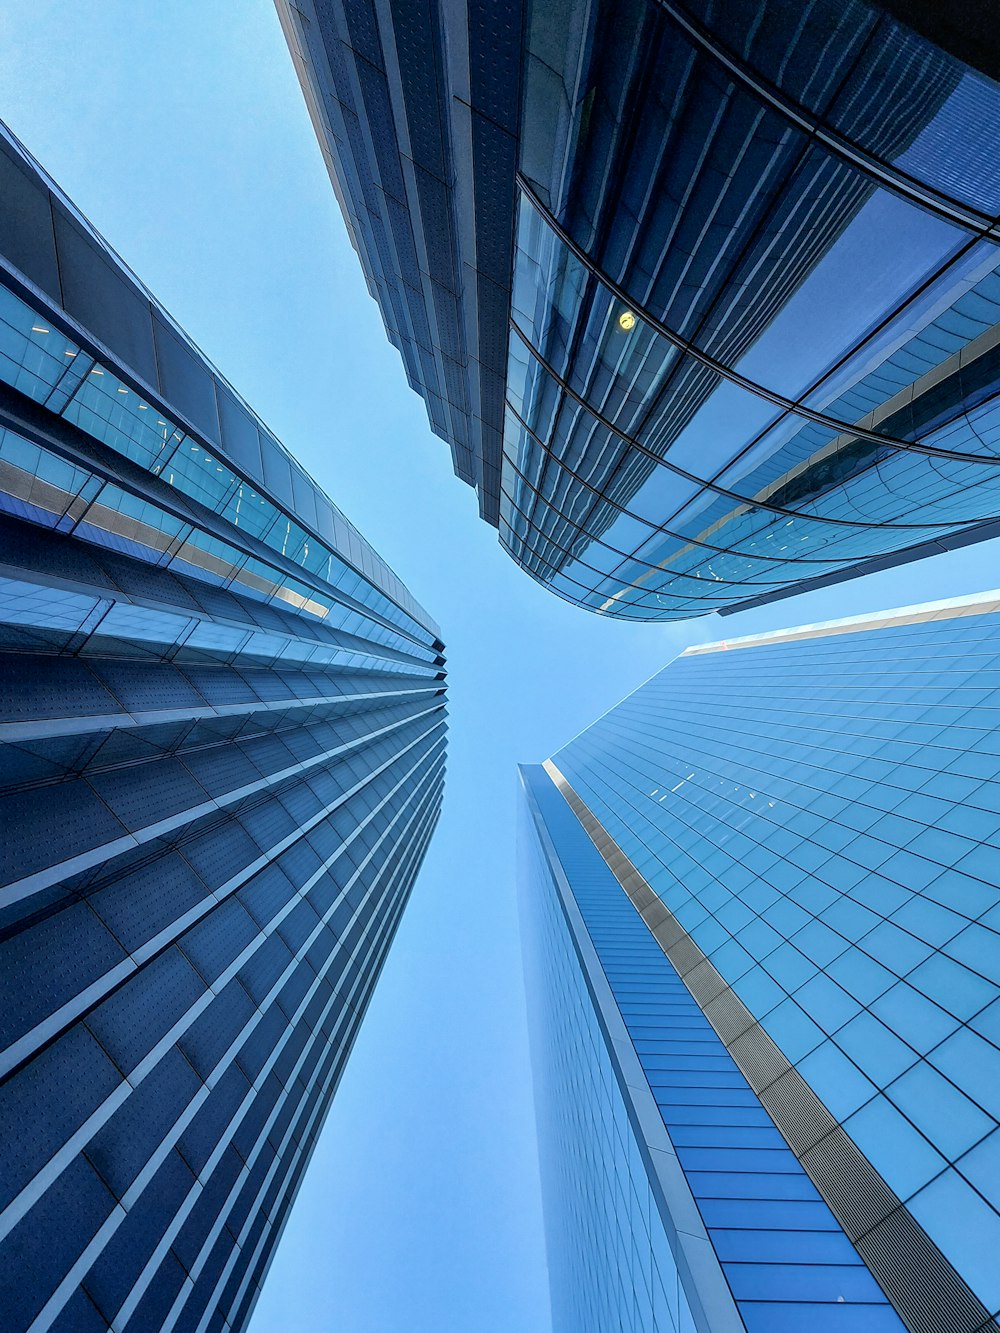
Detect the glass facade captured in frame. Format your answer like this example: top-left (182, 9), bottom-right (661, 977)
top-left (521, 767), bottom-right (904, 1333)
top-left (519, 770), bottom-right (737, 1333)
top-left (0, 123), bottom-right (446, 1333)
top-left (281, 0), bottom-right (1000, 619)
top-left (524, 594), bottom-right (1000, 1331)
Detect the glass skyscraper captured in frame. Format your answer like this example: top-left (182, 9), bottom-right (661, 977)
top-left (0, 122), bottom-right (446, 1333)
top-left (278, 0), bottom-right (1000, 620)
top-left (521, 592), bottom-right (1000, 1332)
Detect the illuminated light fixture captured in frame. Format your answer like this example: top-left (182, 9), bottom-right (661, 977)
top-left (138, 404), bottom-right (148, 410)
top-left (117, 387), bottom-right (128, 394)
top-left (31, 325), bottom-right (49, 334)
top-left (90, 367), bottom-right (104, 375)
top-left (618, 310), bottom-right (636, 332)
top-left (157, 419), bottom-right (166, 426)
top-left (64, 350), bottom-right (76, 357)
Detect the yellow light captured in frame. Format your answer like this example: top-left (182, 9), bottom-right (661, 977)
top-left (618, 310), bottom-right (636, 332)
top-left (31, 326), bottom-right (49, 334)
top-left (90, 367), bottom-right (104, 375)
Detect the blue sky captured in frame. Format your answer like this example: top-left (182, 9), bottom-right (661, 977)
top-left (3, 4), bottom-right (999, 1330)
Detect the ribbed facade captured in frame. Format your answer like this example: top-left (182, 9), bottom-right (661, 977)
top-left (279, 0), bottom-right (1000, 620)
top-left (521, 594), bottom-right (1000, 1331)
top-left (0, 123), bottom-right (446, 1333)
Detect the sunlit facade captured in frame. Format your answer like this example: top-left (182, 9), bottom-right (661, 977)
top-left (522, 593), bottom-right (1000, 1331)
top-left (0, 123), bottom-right (446, 1332)
top-left (280, 0), bottom-right (1000, 619)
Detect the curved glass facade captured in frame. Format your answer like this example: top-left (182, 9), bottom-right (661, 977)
top-left (506, 0), bottom-right (1000, 618)
top-left (283, 0), bottom-right (1000, 619)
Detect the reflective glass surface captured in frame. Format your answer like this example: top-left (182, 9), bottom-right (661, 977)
top-left (555, 599), bottom-right (1000, 1313)
top-left (0, 126), bottom-right (447, 1333)
top-left (522, 766), bottom-right (903, 1331)
top-left (505, 0), bottom-right (1000, 618)
top-left (278, 0), bottom-right (1000, 619)
top-left (520, 771), bottom-right (705, 1333)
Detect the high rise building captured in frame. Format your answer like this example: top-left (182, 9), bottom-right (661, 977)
top-left (520, 592), bottom-right (1000, 1332)
top-left (278, 0), bottom-right (1000, 620)
top-left (0, 122), bottom-right (446, 1333)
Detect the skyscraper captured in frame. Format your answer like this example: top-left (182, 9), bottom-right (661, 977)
top-left (521, 592), bottom-right (1000, 1332)
top-left (278, 0), bottom-right (1000, 620)
top-left (0, 121), bottom-right (446, 1333)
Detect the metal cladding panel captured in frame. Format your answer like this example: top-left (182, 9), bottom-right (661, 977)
top-left (274, 0), bottom-right (521, 523)
top-left (0, 128), bottom-right (446, 1333)
top-left (0, 135), bottom-right (61, 302)
top-left (50, 204), bottom-right (160, 389)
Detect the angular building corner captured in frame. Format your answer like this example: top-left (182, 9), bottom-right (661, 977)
top-left (278, 0), bottom-right (1000, 621)
top-left (0, 122), bottom-right (446, 1332)
top-left (519, 594), bottom-right (1000, 1331)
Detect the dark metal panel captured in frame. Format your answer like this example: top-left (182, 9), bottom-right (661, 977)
top-left (150, 311), bottom-right (221, 443)
top-left (0, 137), bottom-right (60, 299)
top-left (51, 204), bottom-right (158, 386)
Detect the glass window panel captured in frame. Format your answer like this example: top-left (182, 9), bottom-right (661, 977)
top-left (63, 367), bottom-right (180, 472)
top-left (0, 281), bottom-right (85, 404)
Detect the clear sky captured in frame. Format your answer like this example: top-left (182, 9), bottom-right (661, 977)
top-left (3, 4), bottom-right (999, 1331)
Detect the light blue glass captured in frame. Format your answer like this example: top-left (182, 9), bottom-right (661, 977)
top-left (0, 274), bottom-right (439, 647)
top-left (908, 1170), bottom-right (1000, 1311)
top-left (554, 602), bottom-right (1000, 1315)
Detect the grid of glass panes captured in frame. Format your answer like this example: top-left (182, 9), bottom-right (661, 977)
top-left (524, 766), bottom-right (902, 1333)
top-left (0, 121), bottom-right (448, 1333)
top-left (0, 278), bottom-right (437, 648)
top-left (501, 0), bottom-right (1000, 619)
top-left (556, 609), bottom-right (1000, 1315)
top-left (0, 549), bottom-right (447, 1331)
top-left (520, 773), bottom-right (699, 1333)
top-left (0, 426), bottom-right (438, 676)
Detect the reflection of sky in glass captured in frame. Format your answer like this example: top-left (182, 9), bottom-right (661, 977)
top-left (0, 577), bottom-right (99, 631)
top-left (0, 280), bottom-right (435, 647)
top-left (661, 379), bottom-right (782, 476)
top-left (734, 190), bottom-right (964, 398)
top-left (554, 605), bottom-right (1000, 1311)
top-left (520, 776), bottom-right (704, 1333)
top-left (504, 163), bottom-right (1000, 618)
top-left (0, 407), bottom-right (438, 665)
